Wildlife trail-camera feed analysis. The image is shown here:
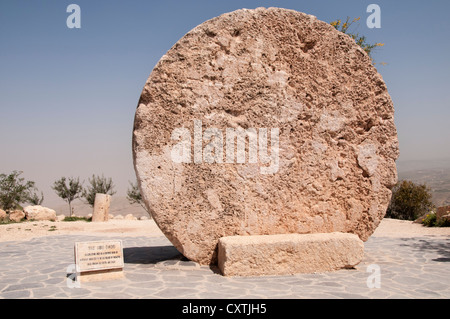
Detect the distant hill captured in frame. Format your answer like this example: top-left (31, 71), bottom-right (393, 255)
top-left (44, 159), bottom-right (450, 216)
top-left (397, 159), bottom-right (450, 207)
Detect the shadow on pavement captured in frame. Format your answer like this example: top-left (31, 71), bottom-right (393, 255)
top-left (398, 237), bottom-right (450, 263)
top-left (124, 246), bottom-right (183, 264)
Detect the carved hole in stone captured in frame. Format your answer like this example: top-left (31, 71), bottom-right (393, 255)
top-left (301, 40), bottom-right (317, 53)
top-left (225, 109), bottom-right (242, 117)
top-left (205, 29), bottom-right (217, 37)
top-left (203, 75), bottom-right (217, 81)
top-left (364, 119), bottom-right (375, 132)
top-left (362, 169), bottom-right (370, 178)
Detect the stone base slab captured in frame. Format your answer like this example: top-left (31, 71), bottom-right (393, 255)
top-left (218, 232), bottom-right (364, 277)
top-left (78, 268), bottom-right (124, 283)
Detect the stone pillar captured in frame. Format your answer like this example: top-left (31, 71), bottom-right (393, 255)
top-left (91, 193), bottom-right (111, 222)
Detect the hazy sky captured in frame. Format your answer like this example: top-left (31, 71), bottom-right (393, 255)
top-left (1, 0), bottom-right (449, 205)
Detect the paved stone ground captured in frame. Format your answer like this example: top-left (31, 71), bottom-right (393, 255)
top-left (0, 234), bottom-right (449, 299)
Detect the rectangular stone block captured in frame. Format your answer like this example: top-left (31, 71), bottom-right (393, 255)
top-left (218, 232), bottom-right (364, 277)
top-left (78, 268), bottom-right (124, 283)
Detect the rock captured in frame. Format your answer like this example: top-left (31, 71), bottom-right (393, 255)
top-left (133, 7), bottom-right (399, 265)
top-left (436, 206), bottom-right (450, 223)
top-left (23, 206), bottom-right (56, 221)
top-left (218, 232), bottom-right (364, 276)
top-left (0, 209), bottom-right (7, 222)
top-left (91, 194), bottom-right (111, 222)
top-left (114, 214), bottom-right (124, 220)
top-left (9, 210), bottom-right (25, 222)
top-left (139, 216), bottom-right (149, 221)
top-left (124, 214), bottom-right (136, 220)
top-left (56, 214), bottom-right (66, 222)
top-left (414, 213), bottom-right (428, 224)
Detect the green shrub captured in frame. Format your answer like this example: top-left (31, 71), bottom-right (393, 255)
top-left (436, 217), bottom-right (450, 228)
top-left (63, 216), bottom-right (91, 222)
top-left (422, 212), bottom-right (437, 227)
top-left (386, 180), bottom-right (435, 221)
top-left (422, 212), bottom-right (450, 227)
top-left (330, 17), bottom-right (385, 62)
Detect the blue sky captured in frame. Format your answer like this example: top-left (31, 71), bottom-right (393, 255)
top-left (1, 0), bottom-right (449, 204)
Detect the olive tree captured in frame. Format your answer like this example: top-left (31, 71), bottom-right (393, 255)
top-left (83, 174), bottom-right (116, 207)
top-left (126, 181), bottom-right (150, 215)
top-left (28, 191), bottom-right (44, 206)
top-left (52, 177), bottom-right (83, 217)
top-left (0, 171), bottom-right (37, 211)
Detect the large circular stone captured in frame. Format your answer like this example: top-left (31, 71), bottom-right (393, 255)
top-left (133, 7), bottom-right (399, 265)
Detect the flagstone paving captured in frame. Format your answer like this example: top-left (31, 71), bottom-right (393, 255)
top-left (0, 234), bottom-right (449, 299)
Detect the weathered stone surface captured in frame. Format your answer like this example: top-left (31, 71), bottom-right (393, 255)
top-left (436, 206), bottom-right (450, 223)
top-left (23, 206), bottom-right (56, 221)
top-left (78, 269), bottom-right (124, 283)
top-left (91, 194), bottom-right (111, 222)
top-left (0, 209), bottom-right (7, 222)
top-left (9, 210), bottom-right (25, 222)
top-left (133, 7), bottom-right (399, 265)
top-left (218, 232), bottom-right (364, 276)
